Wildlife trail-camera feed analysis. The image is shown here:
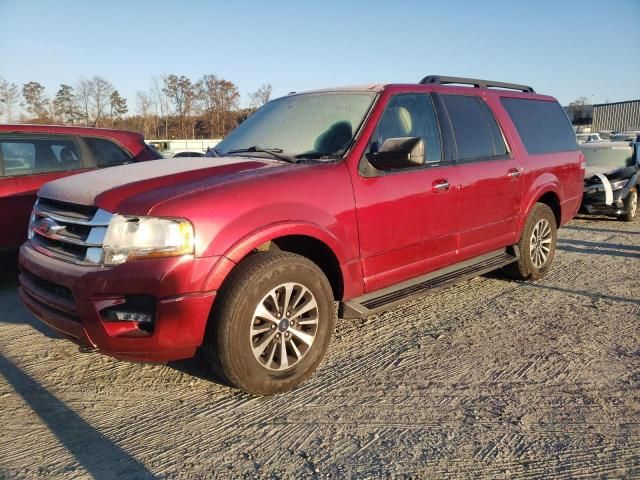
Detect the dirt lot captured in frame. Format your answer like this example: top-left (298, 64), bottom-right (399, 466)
top-left (0, 215), bottom-right (638, 479)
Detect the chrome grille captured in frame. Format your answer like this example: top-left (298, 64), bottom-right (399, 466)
top-left (29, 197), bottom-right (112, 265)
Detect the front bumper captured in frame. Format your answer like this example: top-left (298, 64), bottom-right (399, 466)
top-left (581, 189), bottom-right (626, 215)
top-left (19, 242), bottom-right (219, 362)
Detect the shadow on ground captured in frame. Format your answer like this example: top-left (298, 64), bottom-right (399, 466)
top-left (0, 248), bottom-right (58, 338)
top-left (167, 349), bottom-right (231, 388)
top-left (0, 248), bottom-right (19, 289)
top-left (0, 353), bottom-right (153, 478)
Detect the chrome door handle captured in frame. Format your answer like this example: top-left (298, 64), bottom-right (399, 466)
top-left (507, 169), bottom-right (521, 179)
top-left (432, 180), bottom-right (450, 193)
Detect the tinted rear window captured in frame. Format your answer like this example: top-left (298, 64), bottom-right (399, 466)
top-left (501, 98), bottom-right (577, 154)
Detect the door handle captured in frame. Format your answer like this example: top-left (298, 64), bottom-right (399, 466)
top-left (432, 179), bottom-right (450, 193)
top-left (507, 168), bottom-right (521, 179)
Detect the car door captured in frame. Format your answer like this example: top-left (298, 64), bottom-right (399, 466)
top-left (350, 93), bottom-right (460, 292)
top-left (438, 94), bottom-right (523, 260)
top-left (0, 134), bottom-right (91, 249)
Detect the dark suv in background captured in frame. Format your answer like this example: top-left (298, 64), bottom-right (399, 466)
top-left (0, 125), bottom-right (161, 249)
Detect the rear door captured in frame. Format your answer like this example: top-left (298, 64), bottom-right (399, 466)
top-left (438, 94), bottom-right (523, 259)
top-left (0, 134), bottom-right (91, 248)
top-left (350, 92), bottom-right (460, 292)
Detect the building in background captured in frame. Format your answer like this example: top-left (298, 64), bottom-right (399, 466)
top-left (592, 100), bottom-right (640, 133)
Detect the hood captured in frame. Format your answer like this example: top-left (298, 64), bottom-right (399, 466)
top-left (39, 156), bottom-right (280, 212)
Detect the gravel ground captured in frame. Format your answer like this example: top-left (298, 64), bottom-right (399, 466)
top-left (0, 215), bottom-right (638, 479)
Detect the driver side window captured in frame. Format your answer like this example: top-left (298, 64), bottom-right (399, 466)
top-left (369, 93), bottom-right (442, 167)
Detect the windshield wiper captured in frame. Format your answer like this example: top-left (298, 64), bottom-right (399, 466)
top-left (294, 152), bottom-right (337, 160)
top-left (226, 146), bottom-right (297, 163)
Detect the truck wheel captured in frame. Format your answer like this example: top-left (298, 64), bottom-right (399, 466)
top-left (503, 203), bottom-right (557, 281)
top-left (617, 187), bottom-right (637, 222)
top-left (203, 252), bottom-right (335, 395)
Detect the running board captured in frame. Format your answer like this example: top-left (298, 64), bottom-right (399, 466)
top-left (339, 247), bottom-right (519, 319)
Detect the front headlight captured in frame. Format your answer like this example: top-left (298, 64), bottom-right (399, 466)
top-left (102, 215), bottom-right (194, 265)
top-left (609, 179), bottom-right (627, 190)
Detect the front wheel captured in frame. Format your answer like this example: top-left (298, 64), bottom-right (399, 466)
top-left (617, 187), bottom-right (637, 222)
top-left (203, 252), bottom-right (335, 395)
top-left (503, 203), bottom-right (557, 281)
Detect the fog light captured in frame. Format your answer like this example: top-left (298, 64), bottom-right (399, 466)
top-left (103, 310), bottom-right (153, 323)
top-left (100, 296), bottom-right (156, 333)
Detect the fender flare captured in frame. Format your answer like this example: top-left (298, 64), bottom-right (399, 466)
top-left (201, 221), bottom-right (351, 292)
top-left (516, 181), bottom-right (561, 240)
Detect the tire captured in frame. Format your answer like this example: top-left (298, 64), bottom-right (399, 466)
top-left (503, 203), bottom-right (557, 281)
top-left (203, 251), bottom-right (335, 395)
top-left (617, 187), bottom-right (637, 222)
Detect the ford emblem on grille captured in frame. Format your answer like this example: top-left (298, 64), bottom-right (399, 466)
top-left (36, 217), bottom-right (65, 235)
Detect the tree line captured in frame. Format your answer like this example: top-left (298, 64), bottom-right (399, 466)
top-left (0, 74), bottom-right (273, 139)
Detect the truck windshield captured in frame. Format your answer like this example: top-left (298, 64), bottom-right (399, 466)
top-left (214, 92), bottom-right (377, 160)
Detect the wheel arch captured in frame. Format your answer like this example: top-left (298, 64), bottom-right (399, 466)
top-left (517, 183), bottom-right (562, 241)
top-left (202, 222), bottom-right (355, 301)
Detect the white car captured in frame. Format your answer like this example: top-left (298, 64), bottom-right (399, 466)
top-left (576, 133), bottom-right (603, 143)
top-left (163, 150), bottom-right (205, 158)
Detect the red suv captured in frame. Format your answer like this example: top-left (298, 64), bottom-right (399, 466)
top-left (19, 76), bottom-right (584, 395)
top-left (0, 124), bottom-right (161, 249)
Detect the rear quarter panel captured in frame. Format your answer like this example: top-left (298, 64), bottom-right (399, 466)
top-left (486, 93), bottom-right (583, 236)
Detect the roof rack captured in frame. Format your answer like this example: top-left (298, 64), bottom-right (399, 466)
top-left (419, 75), bottom-right (534, 93)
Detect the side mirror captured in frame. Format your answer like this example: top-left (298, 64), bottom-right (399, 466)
top-left (367, 137), bottom-right (425, 170)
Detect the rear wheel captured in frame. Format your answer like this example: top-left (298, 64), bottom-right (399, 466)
top-left (617, 187), bottom-right (637, 222)
top-left (203, 252), bottom-right (335, 395)
top-left (503, 203), bottom-right (557, 281)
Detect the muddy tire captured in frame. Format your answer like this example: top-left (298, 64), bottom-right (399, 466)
top-left (617, 187), bottom-right (637, 222)
top-left (503, 203), bottom-right (557, 281)
top-left (203, 252), bottom-right (335, 395)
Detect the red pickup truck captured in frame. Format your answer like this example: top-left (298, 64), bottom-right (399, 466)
top-left (0, 124), bottom-right (161, 249)
top-left (19, 76), bottom-right (584, 395)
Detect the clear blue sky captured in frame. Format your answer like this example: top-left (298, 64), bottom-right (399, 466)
top-left (1, 0), bottom-right (638, 109)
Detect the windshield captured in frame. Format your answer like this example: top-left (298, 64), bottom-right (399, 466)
top-left (214, 92), bottom-right (377, 159)
top-left (581, 144), bottom-right (635, 170)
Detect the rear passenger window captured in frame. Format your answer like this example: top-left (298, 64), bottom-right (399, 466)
top-left (442, 95), bottom-right (508, 160)
top-left (500, 98), bottom-right (577, 154)
top-left (0, 135), bottom-right (82, 177)
top-left (84, 137), bottom-right (132, 167)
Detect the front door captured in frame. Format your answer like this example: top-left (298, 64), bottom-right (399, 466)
top-left (350, 93), bottom-right (460, 292)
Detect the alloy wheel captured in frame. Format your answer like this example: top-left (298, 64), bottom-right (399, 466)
top-left (249, 282), bottom-right (319, 371)
top-left (529, 218), bottom-right (553, 268)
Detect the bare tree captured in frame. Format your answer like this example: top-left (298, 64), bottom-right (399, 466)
top-left (249, 83), bottom-right (273, 110)
top-left (75, 78), bottom-right (92, 126)
top-left (200, 74), bottom-right (221, 138)
top-left (163, 74), bottom-right (201, 138)
top-left (151, 75), bottom-right (169, 138)
top-left (0, 76), bottom-right (20, 122)
top-left (88, 76), bottom-right (114, 127)
top-left (219, 80), bottom-right (240, 136)
top-left (136, 90), bottom-right (152, 137)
